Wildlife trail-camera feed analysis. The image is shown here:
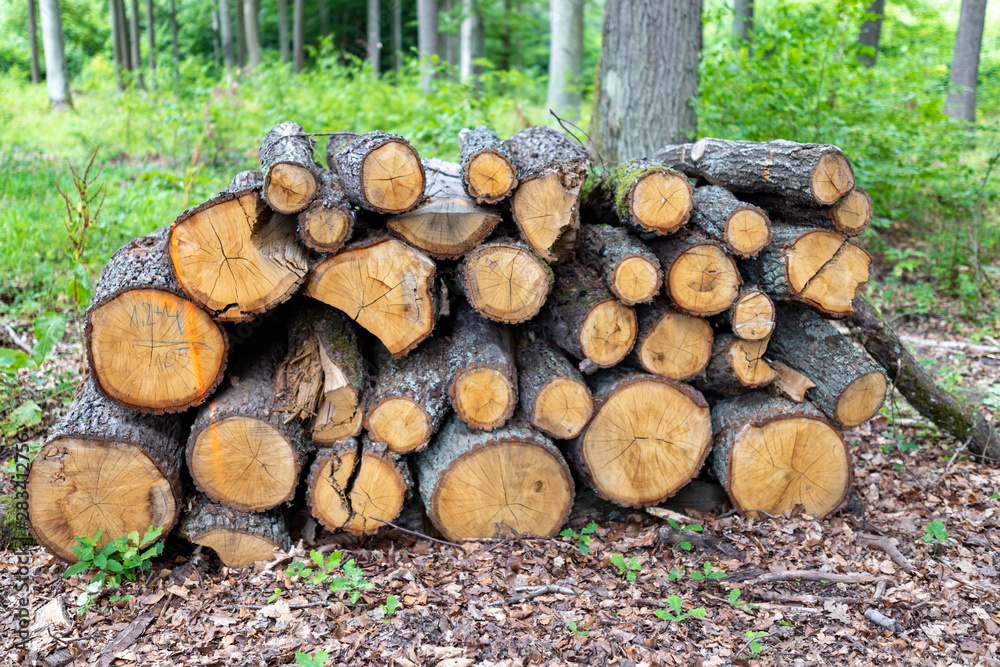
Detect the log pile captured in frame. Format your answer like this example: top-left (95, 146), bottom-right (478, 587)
top-left (29, 127), bottom-right (892, 567)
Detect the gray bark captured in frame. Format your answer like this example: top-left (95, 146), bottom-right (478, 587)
top-left (591, 0), bottom-right (701, 161)
top-left (39, 0), bottom-right (73, 106)
top-left (129, 0), bottom-right (145, 87)
top-left (392, 0), bottom-right (402, 72)
top-left (219, 0), bottom-right (234, 67)
top-left (145, 0), bottom-right (156, 71)
top-left (547, 0), bottom-right (584, 121)
top-left (292, 0), bottom-right (304, 72)
top-left (515, 326), bottom-right (592, 439)
top-left (107, 0), bottom-right (123, 90)
top-left (179, 496), bottom-right (290, 559)
top-left (577, 224), bottom-right (662, 305)
top-left (170, 0), bottom-right (179, 61)
top-left (732, 0), bottom-right (753, 45)
top-left (442, 0), bottom-right (458, 69)
top-left (277, 0), bottom-right (289, 64)
top-left (244, 0), bottom-right (262, 68)
top-left (368, 0), bottom-right (381, 75)
top-left (857, 0), bottom-right (884, 68)
top-left (234, 0), bottom-right (246, 65)
top-left (459, 0), bottom-right (483, 83)
top-left (117, 0), bottom-right (132, 71)
top-left (417, 0), bottom-right (438, 91)
top-left (28, 0), bottom-right (41, 84)
top-left (945, 0), bottom-right (987, 124)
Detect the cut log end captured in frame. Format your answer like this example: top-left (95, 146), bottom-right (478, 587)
top-left (298, 206), bottom-right (352, 253)
top-left (312, 386), bottom-right (364, 443)
top-left (666, 244), bottom-right (741, 316)
top-left (786, 231), bottom-right (871, 316)
top-left (194, 529), bottom-right (280, 568)
top-left (731, 290), bottom-right (776, 341)
top-left (532, 377), bottom-right (593, 440)
top-left (367, 398), bottom-right (431, 454)
top-left (631, 171), bottom-right (693, 234)
top-left (730, 337), bottom-right (778, 387)
top-left (611, 256), bottom-right (661, 305)
top-left (452, 368), bottom-right (516, 430)
top-left (811, 152), bottom-right (855, 205)
top-left (265, 163), bottom-right (319, 214)
top-left (387, 197), bottom-right (499, 259)
top-left (466, 151), bottom-right (518, 203)
top-left (770, 359), bottom-right (816, 402)
top-left (580, 300), bottom-right (637, 367)
top-left (511, 172), bottom-right (580, 262)
top-left (726, 208), bottom-right (772, 257)
top-left (462, 242), bottom-right (552, 323)
top-left (181, 500), bottom-right (289, 568)
top-left (837, 371), bottom-right (888, 427)
top-left (831, 187), bottom-right (873, 235)
top-left (637, 310), bottom-right (713, 380)
top-left (362, 140), bottom-right (425, 213)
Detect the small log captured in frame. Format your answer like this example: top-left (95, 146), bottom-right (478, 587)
top-left (629, 297), bottom-right (713, 381)
top-left (649, 229), bottom-right (742, 317)
top-left (504, 126), bottom-right (591, 262)
top-left (416, 415), bottom-right (574, 541)
top-left (746, 186), bottom-right (873, 236)
top-left (577, 224), bottom-right (662, 306)
top-left (324, 131), bottom-right (361, 164)
top-left (711, 393), bottom-right (851, 518)
top-left (169, 171), bottom-right (310, 321)
top-left (569, 369), bottom-right (712, 508)
top-left (692, 334), bottom-right (777, 396)
top-left (516, 327), bottom-right (594, 440)
top-left (740, 224), bottom-right (871, 317)
top-left (585, 160), bottom-right (694, 236)
top-left (542, 263), bottom-right (637, 368)
top-left (768, 306), bottom-right (887, 428)
top-left (690, 185), bottom-right (771, 258)
top-left (365, 336), bottom-right (452, 454)
top-left (179, 496), bottom-right (289, 569)
top-left (387, 159), bottom-right (501, 259)
top-left (26, 379), bottom-right (184, 562)
top-left (333, 130), bottom-right (425, 214)
top-left (721, 285), bottom-right (775, 341)
top-left (448, 304), bottom-right (517, 430)
top-left (459, 126), bottom-right (518, 204)
top-left (85, 228), bottom-right (228, 413)
top-left (769, 359), bottom-right (816, 403)
top-left (304, 234), bottom-right (437, 357)
top-left (258, 121), bottom-right (320, 214)
top-left (297, 168), bottom-right (355, 253)
top-left (454, 238), bottom-right (552, 324)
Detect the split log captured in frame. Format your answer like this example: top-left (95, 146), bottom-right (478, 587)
top-left (258, 121), bottom-right (320, 214)
top-left (169, 171), bottom-right (310, 321)
top-left (304, 235), bottom-right (437, 356)
top-left (585, 161), bottom-right (694, 236)
top-left (655, 138), bottom-right (855, 207)
top-left (333, 130), bottom-right (425, 214)
top-left (307, 436), bottom-right (411, 536)
top-left (577, 224), bottom-right (662, 306)
top-left (721, 285), bottom-right (775, 341)
top-left (297, 168), bottom-right (355, 253)
top-left (416, 415), bottom-right (574, 541)
top-left (504, 126), bottom-right (591, 262)
top-left (448, 305), bottom-right (517, 430)
top-left (569, 369), bottom-right (712, 508)
top-left (26, 379), bottom-right (183, 562)
top-left (746, 186), bottom-right (873, 236)
top-left (365, 336), bottom-right (451, 454)
top-left (690, 185), bottom-right (771, 258)
top-left (740, 224), bottom-right (871, 317)
top-left (649, 229), bottom-right (742, 317)
top-left (179, 496), bottom-right (289, 568)
top-left (516, 327), bottom-right (593, 440)
top-left (85, 228), bottom-right (228, 413)
top-left (629, 297), bottom-right (713, 381)
top-left (692, 334), bottom-right (777, 396)
top-left (386, 159), bottom-right (501, 259)
top-left (186, 344), bottom-right (313, 512)
top-left (769, 359), bottom-right (816, 403)
top-left (459, 125), bottom-right (518, 204)
top-left (542, 263), bottom-right (637, 369)
top-left (454, 238), bottom-right (552, 323)
top-left (711, 393), bottom-right (850, 518)
top-left (768, 306), bottom-right (887, 427)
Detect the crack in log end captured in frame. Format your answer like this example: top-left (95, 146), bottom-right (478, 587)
top-left (637, 310), bottom-right (713, 381)
top-left (362, 141), bottom-right (425, 213)
top-left (666, 245), bottom-right (741, 316)
top-left (579, 300), bottom-right (637, 367)
top-left (511, 173), bottom-right (581, 262)
top-left (630, 171), bottom-right (693, 234)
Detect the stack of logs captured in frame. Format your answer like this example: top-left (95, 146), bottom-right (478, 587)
top-left (27, 123), bottom-right (888, 568)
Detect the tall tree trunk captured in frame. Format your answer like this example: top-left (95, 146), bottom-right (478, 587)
top-left (292, 0), bottom-right (304, 72)
top-left (277, 0), bottom-right (289, 63)
top-left (591, 0), bottom-right (701, 161)
top-left (368, 0), bottom-right (381, 75)
top-left (392, 0), bottom-right (402, 73)
top-left (499, 0), bottom-right (512, 70)
top-left (417, 0), bottom-right (437, 91)
top-left (219, 0), bottom-right (234, 67)
top-left (318, 0), bottom-right (328, 37)
top-left (857, 0), bottom-right (883, 68)
top-left (27, 0), bottom-right (41, 84)
top-left (234, 0), bottom-right (246, 65)
top-left (945, 0), bottom-right (986, 124)
top-left (547, 0), bottom-right (584, 121)
top-left (117, 0), bottom-right (132, 71)
top-left (211, 9), bottom-right (221, 63)
top-left (145, 0), bottom-right (156, 72)
top-left (244, 0), bottom-right (262, 67)
top-left (459, 0), bottom-right (482, 83)
top-left (107, 0), bottom-right (123, 90)
top-left (732, 0), bottom-right (752, 45)
top-left (170, 0), bottom-right (179, 61)
top-left (38, 0), bottom-right (72, 106)
top-left (129, 0), bottom-right (146, 88)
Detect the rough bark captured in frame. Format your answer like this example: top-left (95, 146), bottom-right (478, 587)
top-left (277, 0), bottom-right (289, 63)
top-left (515, 327), bottom-right (593, 440)
top-left (39, 0), bottom-right (73, 106)
top-left (858, 0), bottom-right (884, 68)
top-left (459, 126), bottom-right (518, 204)
top-left (170, 0), bottom-right (179, 61)
top-left (179, 496), bottom-right (289, 568)
top-left (690, 185), bottom-right (771, 258)
top-left (292, 0), bottom-right (304, 72)
top-left (585, 160), bottom-right (694, 236)
top-left (367, 0), bottom-right (381, 75)
top-left (577, 224), bottom-right (662, 305)
top-left (117, 0), bottom-right (132, 72)
top-left (297, 168), bottom-right (355, 253)
top-left (234, 0), bottom-right (246, 65)
top-left (417, 0), bottom-right (438, 92)
top-left (334, 131), bottom-right (426, 215)
top-left (448, 304), bottom-right (517, 430)
top-left (547, 0), bottom-right (584, 121)
top-left (455, 238), bottom-right (553, 323)
top-left (945, 0), bottom-right (986, 123)
top-left (649, 229), bottom-right (742, 317)
top-left (244, 0), bottom-right (262, 68)
top-left (28, 0), bottom-right (41, 84)
top-left (324, 131), bottom-right (360, 165)
top-left (628, 296), bottom-right (713, 380)
top-left (692, 333), bottom-right (777, 396)
top-left (744, 187), bottom-right (873, 236)
top-left (258, 121), bottom-right (320, 214)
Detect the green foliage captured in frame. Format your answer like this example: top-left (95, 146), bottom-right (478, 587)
top-left (63, 526), bottom-right (164, 615)
top-left (728, 588), bottom-right (756, 613)
top-left (922, 520), bottom-right (948, 546)
top-left (284, 550), bottom-right (374, 605)
top-left (609, 553), bottom-right (641, 583)
top-left (665, 518), bottom-right (704, 551)
top-left (560, 522), bottom-right (598, 554)
top-left (566, 620), bottom-right (589, 636)
top-left (380, 595), bottom-right (400, 621)
top-left (668, 568), bottom-right (686, 582)
top-left (267, 588), bottom-right (282, 603)
top-left (654, 595), bottom-right (707, 624)
top-left (295, 650), bottom-right (329, 667)
top-left (689, 561), bottom-right (727, 582)
top-left (740, 631), bottom-right (770, 659)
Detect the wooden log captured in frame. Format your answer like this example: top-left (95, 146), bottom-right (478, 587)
top-left (85, 228), bottom-right (228, 413)
top-left (769, 359), bottom-right (816, 403)
top-left (179, 495), bottom-right (289, 568)
top-left (711, 393), bottom-right (850, 518)
top-left (595, 160), bottom-right (694, 235)
top-left (448, 304), bottom-right (517, 430)
top-left (365, 336), bottom-right (451, 454)
top-left (768, 306), bottom-right (887, 428)
top-left (515, 327), bottom-right (593, 440)
top-left (186, 343), bottom-right (314, 512)
top-left (306, 436), bottom-right (411, 536)
top-left (324, 131), bottom-right (361, 164)
top-left (690, 185), bottom-right (771, 258)
top-left (721, 285), bottom-right (775, 341)
top-left (740, 224), bottom-right (871, 317)
top-left (26, 379), bottom-right (184, 562)
top-left (746, 186), bottom-right (873, 236)
top-left (649, 229), bottom-right (742, 317)
top-left (386, 159), bottom-right (501, 259)
top-left (459, 125), bottom-right (518, 204)
top-left (655, 138), bottom-right (855, 207)
top-left (577, 224), bottom-right (662, 306)
top-left (454, 238), bottom-right (552, 324)
top-left (169, 171), bottom-right (310, 322)
top-left (504, 126), bottom-right (591, 262)
top-left (542, 263), bottom-right (637, 369)
top-left (692, 333), bottom-right (778, 396)
top-left (416, 415), bottom-right (574, 541)
top-left (297, 167), bottom-right (355, 253)
top-left (568, 369), bottom-right (712, 508)
top-left (258, 121), bottom-right (320, 214)
top-left (304, 234), bottom-right (437, 357)
top-left (629, 297), bottom-right (713, 381)
top-left (333, 130), bottom-right (425, 214)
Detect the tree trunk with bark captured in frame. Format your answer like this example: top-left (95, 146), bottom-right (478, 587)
top-left (129, 0), bottom-right (145, 87)
top-left (417, 0), bottom-right (438, 91)
top-left (628, 296), bottom-right (713, 381)
top-left (258, 121), bottom-right (320, 214)
top-left (117, 0), bottom-right (132, 73)
top-left (459, 0), bottom-right (483, 83)
top-left (690, 185), bottom-right (771, 258)
top-left (234, 0), bottom-right (246, 65)
top-left (368, 0), bottom-right (381, 75)
top-left (170, 0), bottom-right (179, 61)
top-left (28, 0), bottom-right (41, 84)
top-left (455, 238), bottom-right (552, 324)
top-left (392, 0), bottom-right (402, 72)
top-left (692, 333), bottom-right (777, 396)
top-left (732, 0), bottom-right (753, 45)
top-left (547, 0), bottom-right (584, 120)
top-left (39, 0), bottom-right (73, 106)
top-left (333, 131), bottom-right (426, 214)
top-left (516, 327), bottom-right (593, 440)
top-left (297, 168), bottom-right (355, 253)
top-left (448, 304), bottom-right (518, 430)
top-left (583, 161), bottom-right (694, 236)
top-left (244, 0), bottom-right (262, 68)
top-left (277, 0), bottom-right (290, 64)
top-left (179, 497), bottom-right (289, 568)
top-left (107, 0), bottom-right (124, 90)
top-left (292, 0), bottom-right (304, 72)
top-left (945, 0), bottom-right (987, 124)
top-left (219, 0), bottom-right (234, 66)
top-left (746, 186), bottom-right (873, 236)
top-left (858, 0), bottom-right (884, 68)
top-left (577, 224), bottom-right (662, 306)
top-left (145, 0), bottom-right (156, 73)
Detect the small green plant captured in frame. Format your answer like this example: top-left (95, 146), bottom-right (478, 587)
top-left (567, 620), bottom-right (589, 636)
top-left (654, 595), bottom-right (707, 623)
top-left (668, 568), bottom-right (686, 581)
top-left (295, 650), bottom-right (329, 667)
top-left (689, 561), bottom-right (727, 581)
top-left (380, 594), bottom-right (400, 621)
top-left (739, 630), bottom-right (769, 658)
top-left (267, 588), bottom-right (283, 603)
top-left (922, 520), bottom-right (948, 546)
top-left (728, 588), bottom-right (756, 613)
top-left (63, 526), bottom-right (164, 615)
top-left (609, 553), bottom-right (641, 582)
top-left (990, 492), bottom-right (999, 501)
top-left (284, 550), bottom-right (373, 604)
top-left (665, 518), bottom-right (703, 551)
top-left (560, 523), bottom-right (598, 554)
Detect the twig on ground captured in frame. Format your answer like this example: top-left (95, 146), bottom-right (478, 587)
top-left (366, 516), bottom-right (461, 548)
top-left (858, 534), bottom-right (918, 573)
top-left (945, 439), bottom-right (971, 475)
top-left (645, 507), bottom-right (698, 524)
top-left (864, 608), bottom-right (900, 633)
top-left (1, 321), bottom-right (32, 355)
top-left (898, 335), bottom-right (1000, 355)
top-left (749, 591), bottom-right (864, 605)
top-left (504, 584), bottom-right (577, 605)
top-left (240, 601), bottom-right (330, 610)
top-left (870, 579), bottom-right (887, 603)
top-left (717, 508), bottom-right (776, 520)
top-left (741, 570), bottom-right (878, 585)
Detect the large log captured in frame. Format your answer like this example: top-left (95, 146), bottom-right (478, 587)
top-left (629, 297), bottom-right (713, 381)
top-left (690, 185), bottom-right (771, 258)
top-left (568, 369), bottom-right (712, 508)
top-left (692, 333), bottom-right (777, 396)
top-left (649, 229), bottom-right (742, 317)
top-left (304, 234), bottom-right (437, 357)
top-left (448, 305), bottom-right (517, 430)
top-left (179, 495), bottom-right (289, 568)
top-left (711, 393), bottom-right (850, 518)
top-left (459, 125), bottom-right (518, 204)
top-left (258, 121), bottom-right (320, 214)
top-left (417, 415), bottom-right (574, 541)
top-left (746, 186), bottom-right (873, 236)
top-left (504, 126), bottom-right (591, 262)
top-left (582, 161), bottom-right (694, 236)
top-left (721, 285), bottom-right (775, 341)
top-left (26, 379), bottom-right (184, 562)
top-left (169, 171), bottom-right (310, 321)
top-left (333, 130), bottom-right (425, 214)
top-left (516, 327), bottom-right (594, 440)
top-left (577, 224), bottom-right (662, 306)
top-left (454, 238), bottom-right (552, 324)
top-left (85, 228), bottom-right (228, 413)
top-left (297, 168), bottom-right (355, 253)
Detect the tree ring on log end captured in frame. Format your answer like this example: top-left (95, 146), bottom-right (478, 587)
top-left (638, 311), bottom-right (713, 380)
top-left (666, 245), bottom-right (741, 316)
top-left (730, 290), bottom-right (775, 341)
top-left (831, 188), bottom-right (873, 235)
top-left (611, 256), bottom-right (661, 305)
top-left (299, 206), bottom-right (352, 252)
top-left (728, 338), bottom-right (778, 386)
top-left (810, 152), bottom-right (855, 205)
top-left (309, 447), bottom-right (407, 535)
top-left (265, 163), bottom-right (319, 214)
top-left (726, 208), bottom-right (772, 257)
top-left (630, 171), bottom-right (693, 234)
top-left (452, 368), bottom-right (516, 430)
top-left (784, 231), bottom-right (870, 316)
top-left (463, 243), bottom-right (552, 323)
top-left (192, 529), bottom-right (279, 568)
top-left (579, 300), bottom-right (637, 367)
top-left (367, 398), bottom-right (431, 454)
top-left (467, 151), bottom-right (518, 203)
top-left (510, 173), bottom-right (579, 261)
top-left (836, 371), bottom-right (887, 427)
top-left (532, 377), bottom-right (593, 440)
top-left (362, 141), bottom-right (425, 213)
